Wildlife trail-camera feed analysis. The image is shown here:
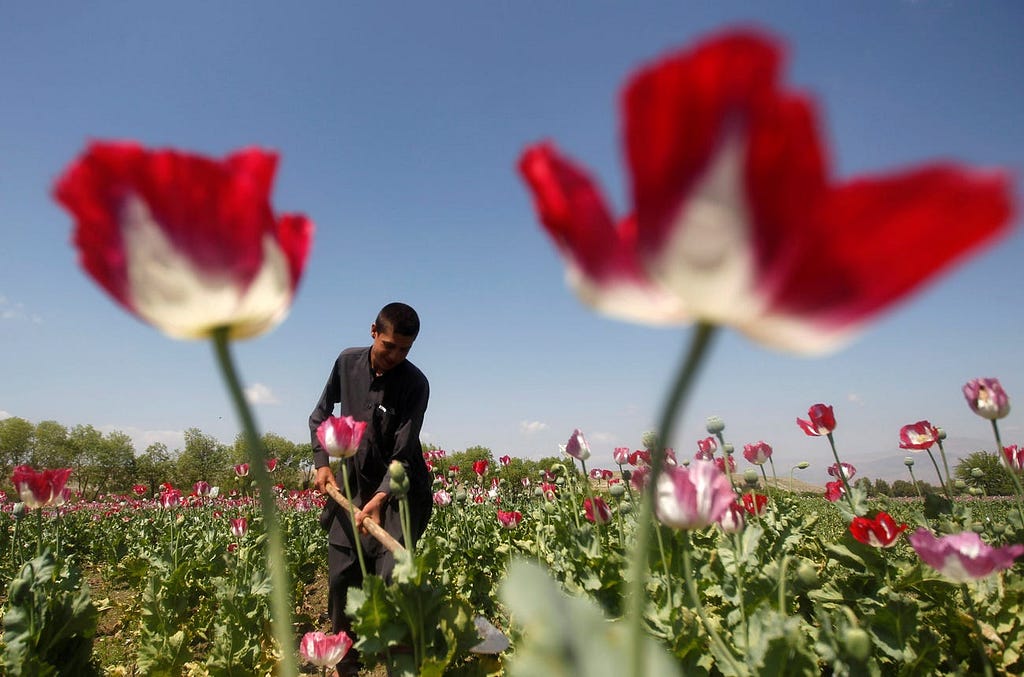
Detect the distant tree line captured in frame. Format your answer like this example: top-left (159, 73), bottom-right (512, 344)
top-left (851, 451), bottom-right (1017, 498)
top-left (0, 416), bottom-right (314, 499)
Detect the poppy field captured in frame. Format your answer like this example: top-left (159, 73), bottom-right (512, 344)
top-left (3, 410), bottom-right (1024, 677)
top-left (3, 20), bottom-right (1022, 677)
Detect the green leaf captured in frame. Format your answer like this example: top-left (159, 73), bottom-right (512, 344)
top-left (499, 558), bottom-right (681, 677)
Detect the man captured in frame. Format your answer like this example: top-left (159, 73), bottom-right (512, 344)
top-left (309, 302), bottom-right (432, 676)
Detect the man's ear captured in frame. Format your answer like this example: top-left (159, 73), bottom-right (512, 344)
top-left (370, 323), bottom-right (378, 339)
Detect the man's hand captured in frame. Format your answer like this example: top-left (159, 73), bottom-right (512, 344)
top-left (314, 465), bottom-right (337, 494)
top-left (356, 491), bottom-right (387, 534)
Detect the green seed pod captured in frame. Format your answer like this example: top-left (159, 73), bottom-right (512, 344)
top-left (609, 483), bottom-right (626, 497)
top-left (954, 479), bottom-right (967, 490)
top-left (390, 475), bottom-right (410, 496)
top-left (618, 502), bottom-right (633, 515)
top-left (12, 502), bottom-right (25, 519)
top-left (533, 487), bottom-right (543, 498)
top-left (389, 460), bottom-right (407, 482)
top-left (971, 467), bottom-right (984, 479)
top-left (705, 416), bottom-right (725, 434)
top-left (640, 431), bottom-right (660, 451)
top-left (723, 443), bottom-right (734, 455)
top-left (903, 457), bottom-right (915, 467)
top-left (543, 501), bottom-right (557, 515)
top-left (797, 461), bottom-right (810, 470)
top-left (455, 489), bottom-right (467, 502)
top-left (843, 628), bottom-right (871, 661)
top-left (796, 561), bottom-right (818, 587)
top-left (743, 469), bottom-right (759, 487)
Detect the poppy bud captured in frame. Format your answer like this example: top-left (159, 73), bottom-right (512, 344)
top-left (843, 628), bottom-right (871, 661)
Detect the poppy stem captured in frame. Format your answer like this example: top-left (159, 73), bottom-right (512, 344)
top-left (211, 328), bottom-right (297, 677)
top-left (991, 420), bottom-right (1024, 524)
top-left (924, 448), bottom-right (952, 501)
top-left (825, 433), bottom-right (857, 514)
top-left (341, 463), bottom-right (368, 578)
top-left (626, 321), bottom-right (717, 677)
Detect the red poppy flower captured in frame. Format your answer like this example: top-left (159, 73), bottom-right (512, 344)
top-left (473, 460), bottom-right (489, 476)
top-left (850, 512), bottom-right (908, 548)
top-left (824, 480), bottom-right (845, 502)
top-left (54, 143), bottom-right (314, 341)
top-left (899, 421), bottom-right (940, 451)
top-left (10, 466), bottom-right (73, 510)
top-left (797, 404), bottom-right (836, 436)
top-left (741, 492), bottom-right (768, 516)
top-left (696, 436), bottom-right (717, 460)
top-left (583, 497), bottom-right (613, 524)
top-left (518, 30), bottom-right (1013, 354)
top-left (497, 510), bottom-right (523, 529)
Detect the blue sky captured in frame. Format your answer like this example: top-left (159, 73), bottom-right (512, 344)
top-left (2, 2), bottom-right (1022, 485)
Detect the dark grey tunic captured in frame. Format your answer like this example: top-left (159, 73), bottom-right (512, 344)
top-left (309, 346), bottom-right (432, 554)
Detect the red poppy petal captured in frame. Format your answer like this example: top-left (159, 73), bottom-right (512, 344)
top-left (625, 31), bottom-right (784, 251)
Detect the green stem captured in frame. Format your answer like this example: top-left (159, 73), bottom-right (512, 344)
top-left (212, 328), bottom-right (297, 677)
top-left (991, 420), bottom-right (1024, 524)
top-left (825, 432), bottom-right (856, 515)
top-left (907, 465), bottom-right (924, 500)
top-left (399, 492), bottom-right (413, 552)
top-left (653, 524), bottom-right (673, 607)
top-left (925, 448), bottom-right (952, 501)
top-left (341, 463), bottom-right (368, 578)
top-left (936, 439), bottom-right (954, 497)
top-left (626, 322), bottom-right (718, 677)
top-left (682, 531), bottom-right (746, 675)
top-left (961, 584), bottom-right (994, 677)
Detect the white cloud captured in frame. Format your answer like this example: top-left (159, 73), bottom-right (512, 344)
top-left (0, 295), bottom-right (40, 323)
top-left (245, 383), bottom-right (280, 405)
top-left (99, 425), bottom-right (185, 454)
top-left (519, 420), bottom-right (549, 435)
top-left (0, 410), bottom-right (11, 419)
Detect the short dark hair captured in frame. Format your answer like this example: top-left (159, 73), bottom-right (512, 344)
top-left (376, 302), bottom-right (420, 338)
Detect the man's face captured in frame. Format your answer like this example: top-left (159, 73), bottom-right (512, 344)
top-left (370, 323), bottom-right (415, 374)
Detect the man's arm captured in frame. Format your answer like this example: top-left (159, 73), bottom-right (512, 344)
top-left (309, 358), bottom-right (341, 492)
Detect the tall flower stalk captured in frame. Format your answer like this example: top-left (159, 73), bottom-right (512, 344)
top-left (213, 329), bottom-right (297, 675)
top-left (625, 322), bottom-right (718, 677)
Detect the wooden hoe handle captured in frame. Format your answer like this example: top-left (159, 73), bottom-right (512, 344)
top-left (322, 483), bottom-right (406, 554)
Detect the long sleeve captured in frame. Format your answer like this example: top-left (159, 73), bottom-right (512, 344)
top-left (309, 359), bottom-right (341, 469)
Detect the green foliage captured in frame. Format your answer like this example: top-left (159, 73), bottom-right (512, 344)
top-left (347, 548), bottom-right (481, 676)
top-left (1, 550), bottom-right (99, 676)
top-left (955, 450), bottom-right (1017, 496)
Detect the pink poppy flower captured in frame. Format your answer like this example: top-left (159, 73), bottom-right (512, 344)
top-left (583, 497), bottom-right (613, 524)
top-left (540, 482), bottom-right (558, 501)
top-left (715, 455), bottom-right (736, 474)
top-left (497, 510), bottom-right (523, 529)
top-left (316, 416), bottom-right (367, 459)
top-left (159, 489), bottom-right (182, 509)
top-left (499, 455), bottom-right (511, 467)
top-left (230, 517), bottom-right (248, 538)
top-left (655, 461), bottom-right (735, 530)
top-left (10, 466), bottom-right (73, 510)
top-left (717, 502), bottom-right (746, 534)
top-left (695, 437), bottom-right (717, 460)
top-left (1003, 445), bottom-right (1024, 472)
top-left (963, 378), bottom-right (1011, 420)
top-left (743, 441), bottom-right (773, 465)
top-left (565, 429), bottom-right (591, 462)
top-left (827, 462), bottom-right (856, 481)
top-left (433, 490), bottom-right (452, 507)
top-left (299, 631), bottom-right (353, 668)
top-left (797, 404), bottom-right (836, 436)
top-left (899, 421), bottom-right (940, 451)
top-left (265, 458), bottom-right (278, 472)
top-left (849, 512), bottom-right (907, 548)
top-left (518, 30), bottom-right (1013, 354)
top-left (131, 484), bottom-right (147, 496)
top-left (54, 143), bottom-right (314, 341)
top-left (824, 480), bottom-right (846, 503)
top-left (909, 528), bottom-right (1024, 582)
top-left (193, 481), bottom-right (212, 497)
top-left (613, 447), bottom-right (631, 465)
top-left (233, 463), bottom-right (250, 477)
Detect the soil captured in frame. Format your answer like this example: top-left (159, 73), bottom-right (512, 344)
top-left (85, 565), bottom-right (387, 676)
